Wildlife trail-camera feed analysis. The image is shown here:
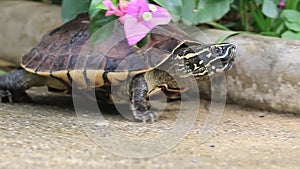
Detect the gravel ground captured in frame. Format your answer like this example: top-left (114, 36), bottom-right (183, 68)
top-left (0, 87), bottom-right (299, 169)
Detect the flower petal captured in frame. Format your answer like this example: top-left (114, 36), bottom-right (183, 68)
top-left (122, 1), bottom-right (172, 45)
top-left (142, 5), bottom-right (172, 29)
top-left (103, 0), bottom-right (125, 17)
top-left (124, 15), bottom-right (150, 45)
top-left (118, 0), bottom-right (129, 14)
top-left (152, 5), bottom-right (172, 21)
top-left (127, 0), bottom-right (149, 15)
top-left (103, 0), bottom-right (115, 10)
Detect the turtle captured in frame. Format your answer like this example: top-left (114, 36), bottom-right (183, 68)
top-left (0, 13), bottom-right (236, 122)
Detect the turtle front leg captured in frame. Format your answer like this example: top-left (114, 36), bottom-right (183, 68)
top-left (129, 74), bottom-right (159, 122)
top-left (0, 69), bottom-right (47, 103)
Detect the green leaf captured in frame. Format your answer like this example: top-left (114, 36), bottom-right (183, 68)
top-left (91, 0), bottom-right (106, 10)
top-left (281, 9), bottom-right (300, 22)
top-left (181, 0), bottom-right (196, 25)
top-left (61, 0), bottom-right (90, 22)
top-left (262, 0), bottom-right (278, 18)
top-left (281, 31), bottom-right (300, 40)
top-left (136, 34), bottom-right (151, 48)
top-left (273, 20), bottom-right (285, 34)
top-left (215, 32), bottom-right (240, 44)
top-left (192, 0), bottom-right (234, 24)
top-left (154, 0), bottom-right (234, 25)
top-left (112, 0), bottom-right (119, 6)
top-left (89, 11), bottom-right (118, 44)
top-left (285, 21), bottom-right (300, 32)
top-left (206, 21), bottom-right (231, 30)
top-left (153, 0), bottom-right (182, 22)
top-left (286, 0), bottom-right (300, 10)
top-left (91, 21), bottom-right (116, 45)
top-left (254, 0), bottom-right (263, 3)
top-left (89, 0), bottom-right (105, 19)
top-left (259, 31), bottom-right (280, 37)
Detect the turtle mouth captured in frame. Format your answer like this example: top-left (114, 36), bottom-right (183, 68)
top-left (223, 49), bottom-right (236, 69)
top-left (229, 46), bottom-right (236, 61)
top-left (219, 45), bottom-right (236, 70)
top-left (221, 45), bottom-right (236, 63)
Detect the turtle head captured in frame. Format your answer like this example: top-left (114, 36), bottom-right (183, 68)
top-left (173, 42), bottom-right (236, 79)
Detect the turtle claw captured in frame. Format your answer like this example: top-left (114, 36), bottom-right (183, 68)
top-left (0, 90), bottom-right (32, 103)
top-left (0, 90), bottom-right (13, 104)
top-left (8, 96), bottom-right (13, 104)
top-left (133, 110), bottom-right (159, 123)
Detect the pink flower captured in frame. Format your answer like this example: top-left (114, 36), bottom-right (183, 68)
top-left (103, 0), bottom-right (172, 46)
top-left (118, 0), bottom-right (129, 13)
top-left (278, 0), bottom-right (286, 10)
top-left (103, 0), bottom-right (127, 20)
top-left (123, 0), bottom-right (171, 45)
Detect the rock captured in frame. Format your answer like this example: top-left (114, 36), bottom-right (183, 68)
top-left (0, 1), bottom-right (300, 114)
top-left (181, 25), bottom-right (300, 114)
top-left (0, 0), bottom-right (62, 65)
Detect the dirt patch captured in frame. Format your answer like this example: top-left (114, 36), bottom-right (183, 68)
top-left (0, 87), bottom-right (299, 168)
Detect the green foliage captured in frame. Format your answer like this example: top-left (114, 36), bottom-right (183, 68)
top-left (281, 9), bottom-right (300, 40)
top-left (281, 31), bottom-right (300, 40)
top-left (61, 0), bottom-right (118, 43)
top-left (215, 32), bottom-right (240, 44)
top-left (88, 0), bottom-right (117, 44)
top-left (238, 0), bottom-right (280, 33)
top-left (286, 0), bottom-right (300, 10)
top-left (89, 11), bottom-right (118, 44)
top-left (262, 0), bottom-right (278, 18)
top-left (89, 0), bottom-right (106, 19)
top-left (60, 0), bottom-right (300, 41)
top-left (153, 0), bottom-right (234, 25)
top-left (89, 0), bottom-right (119, 44)
top-left (236, 0), bottom-right (300, 40)
top-left (152, 0), bottom-right (182, 22)
top-left (192, 0), bottom-right (234, 24)
top-left (62, 0), bottom-right (235, 44)
top-left (61, 0), bottom-right (90, 22)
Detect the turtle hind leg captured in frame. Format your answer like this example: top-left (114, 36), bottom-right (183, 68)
top-left (129, 74), bottom-right (159, 123)
top-left (0, 69), bottom-right (47, 103)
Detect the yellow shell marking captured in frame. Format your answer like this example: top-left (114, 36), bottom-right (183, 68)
top-left (51, 70), bottom-right (70, 85)
top-left (69, 70), bottom-right (87, 88)
top-left (85, 70), bottom-right (105, 87)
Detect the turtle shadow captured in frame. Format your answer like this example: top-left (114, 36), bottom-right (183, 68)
top-left (26, 87), bottom-right (183, 122)
top-left (27, 87), bottom-right (132, 120)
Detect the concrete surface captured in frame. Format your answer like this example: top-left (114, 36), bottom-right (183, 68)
top-left (0, 87), bottom-right (299, 168)
top-left (0, 1), bottom-right (299, 168)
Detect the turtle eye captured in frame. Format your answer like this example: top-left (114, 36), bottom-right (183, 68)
top-left (212, 46), bottom-right (223, 55)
